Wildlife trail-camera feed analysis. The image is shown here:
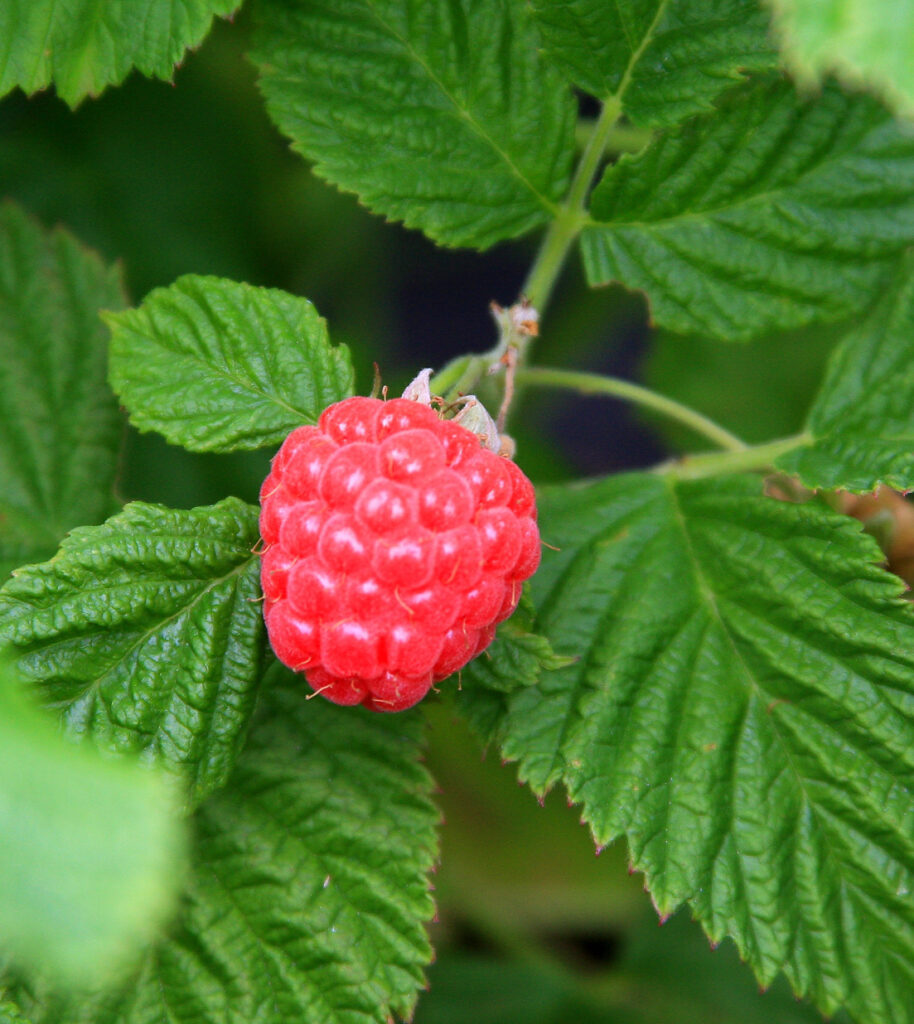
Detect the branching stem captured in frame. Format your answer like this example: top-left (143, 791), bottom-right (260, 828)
top-left (522, 96), bottom-right (622, 313)
top-left (515, 366), bottom-right (749, 454)
top-left (660, 434), bottom-right (813, 480)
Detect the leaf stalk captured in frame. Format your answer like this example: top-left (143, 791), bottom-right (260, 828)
top-left (514, 366), bottom-right (749, 454)
top-left (660, 434), bottom-right (813, 480)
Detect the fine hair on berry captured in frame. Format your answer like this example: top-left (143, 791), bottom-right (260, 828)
top-left (260, 395), bottom-right (540, 712)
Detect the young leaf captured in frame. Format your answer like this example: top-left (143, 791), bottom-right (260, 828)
top-left (251, 0), bottom-right (576, 250)
top-left (461, 593), bottom-right (572, 695)
top-left (776, 258), bottom-right (914, 492)
top-left (0, 202), bottom-right (125, 579)
top-left (0, 663), bottom-right (184, 988)
top-left (0, 0), bottom-right (239, 108)
top-left (9, 666), bottom-right (439, 1024)
top-left (581, 78), bottom-right (914, 340)
top-left (457, 595), bottom-right (574, 744)
top-left (768, 0), bottom-right (914, 120)
top-left (0, 499), bottom-right (265, 809)
top-left (485, 471), bottom-right (914, 1024)
top-left (107, 276), bottom-right (354, 453)
top-left (532, 0), bottom-right (779, 127)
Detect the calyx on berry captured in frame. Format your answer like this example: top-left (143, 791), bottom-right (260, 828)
top-left (259, 378), bottom-right (540, 712)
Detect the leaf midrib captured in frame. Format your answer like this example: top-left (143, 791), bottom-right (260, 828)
top-left (124, 315), bottom-right (315, 426)
top-left (362, 0), bottom-right (562, 217)
top-left (663, 476), bottom-right (866, 954)
top-left (27, 550), bottom-right (259, 760)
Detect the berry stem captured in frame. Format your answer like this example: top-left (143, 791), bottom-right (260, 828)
top-left (514, 365), bottom-right (749, 453)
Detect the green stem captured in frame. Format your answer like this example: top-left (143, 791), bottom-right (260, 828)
top-left (515, 366), bottom-right (749, 453)
top-left (522, 96), bottom-right (622, 313)
top-left (604, 122), bottom-right (653, 154)
top-left (576, 118), bottom-right (653, 155)
top-left (660, 434), bottom-right (813, 480)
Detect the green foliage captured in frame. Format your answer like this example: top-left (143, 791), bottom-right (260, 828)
top-left (582, 79), bottom-right (914, 340)
top-left (418, 910), bottom-right (834, 1024)
top-left (489, 471), bottom-right (914, 1022)
top-left (643, 321), bottom-right (837, 448)
top-left (8, 2), bottom-right (914, 1023)
top-left (768, 0), bottom-right (914, 119)
top-left (107, 276), bottom-right (354, 453)
top-left (0, 0), bottom-right (239, 107)
top-left (0, 203), bottom-right (125, 578)
top-left (531, 0), bottom-right (779, 126)
top-left (461, 593), bottom-right (571, 696)
top-left (0, 661), bottom-right (184, 987)
top-left (251, 0), bottom-right (576, 249)
top-left (777, 257), bottom-right (914, 491)
top-left (8, 665), bottom-right (438, 1024)
top-left (0, 1003), bottom-right (30, 1024)
top-left (0, 499), bottom-right (264, 809)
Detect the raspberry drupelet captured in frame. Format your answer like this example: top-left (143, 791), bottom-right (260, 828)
top-left (259, 395), bottom-right (540, 712)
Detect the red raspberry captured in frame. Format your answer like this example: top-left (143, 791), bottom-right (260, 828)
top-left (259, 396), bottom-right (540, 712)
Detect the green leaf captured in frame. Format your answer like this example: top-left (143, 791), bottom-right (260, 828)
top-left (0, 499), bottom-right (265, 809)
top-left (0, 1003), bottom-right (31, 1024)
top-left (768, 0), bottom-right (914, 120)
top-left (0, 0), bottom-right (239, 107)
top-left (251, 0), bottom-right (576, 249)
top-left (457, 594), bottom-right (574, 744)
top-left (776, 258), bottom-right (914, 492)
top-left (487, 471), bottom-right (914, 1023)
top-left (11, 665), bottom-right (439, 1024)
top-left (532, 0), bottom-right (780, 127)
top-left (0, 662), bottom-right (184, 988)
top-left (462, 593), bottom-right (572, 696)
top-left (107, 275), bottom-right (354, 453)
top-left (0, 202), bottom-right (126, 579)
top-left (581, 78), bottom-right (914, 341)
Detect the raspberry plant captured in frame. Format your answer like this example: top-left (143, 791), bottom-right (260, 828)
top-left (2, 2), bottom-right (914, 1023)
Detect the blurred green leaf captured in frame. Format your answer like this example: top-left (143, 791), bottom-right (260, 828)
top-left (0, 499), bottom-right (264, 809)
top-left (107, 275), bottom-right (354, 453)
top-left (582, 79), bottom-right (914, 340)
top-left (0, 0), bottom-right (239, 107)
top-left (251, 0), bottom-right (576, 249)
top-left (777, 256), bottom-right (914, 491)
top-left (532, 0), bottom-right (779, 127)
top-left (0, 1003), bottom-right (30, 1024)
top-left (415, 955), bottom-right (610, 1024)
top-left (0, 661), bottom-right (184, 988)
top-left (615, 907), bottom-right (842, 1024)
top-left (480, 471), bottom-right (914, 1023)
top-left (642, 321), bottom-right (837, 450)
top-left (426, 702), bottom-right (641, 936)
top-left (9, 664), bottom-right (439, 1024)
top-left (0, 202), bottom-right (125, 579)
top-left (768, 0), bottom-right (914, 120)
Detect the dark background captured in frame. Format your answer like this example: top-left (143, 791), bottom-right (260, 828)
top-left (0, 10), bottom-right (840, 1021)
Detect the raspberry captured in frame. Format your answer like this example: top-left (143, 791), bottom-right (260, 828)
top-left (260, 395), bottom-right (540, 712)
